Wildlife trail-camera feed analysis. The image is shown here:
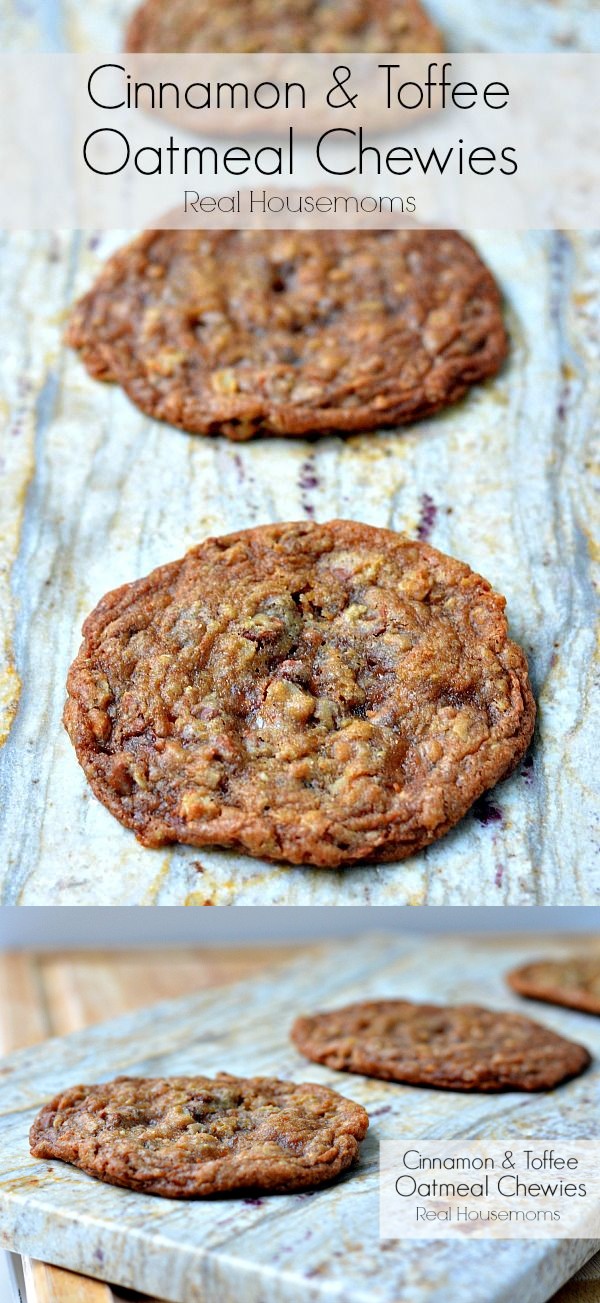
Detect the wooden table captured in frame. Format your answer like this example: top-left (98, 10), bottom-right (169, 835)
top-left (1, 945), bottom-right (598, 1303)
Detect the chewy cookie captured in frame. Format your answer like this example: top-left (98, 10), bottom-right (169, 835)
top-left (30, 1073), bottom-right (369, 1197)
top-left (291, 999), bottom-right (591, 1092)
top-left (507, 957), bottom-right (600, 1016)
top-left (125, 0), bottom-right (443, 55)
top-left (64, 520), bottom-right (535, 866)
top-left (66, 229), bottom-right (506, 441)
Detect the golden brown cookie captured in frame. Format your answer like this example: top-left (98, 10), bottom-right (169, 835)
top-left (66, 229), bottom-right (506, 441)
top-left (507, 957), bottom-right (600, 1016)
top-left (30, 1073), bottom-right (369, 1197)
top-left (64, 520), bottom-right (535, 866)
top-left (291, 999), bottom-right (591, 1092)
top-left (125, 0), bottom-right (443, 55)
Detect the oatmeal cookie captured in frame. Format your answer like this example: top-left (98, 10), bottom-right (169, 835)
top-left (507, 957), bottom-right (600, 1016)
top-left (30, 1073), bottom-right (369, 1197)
top-left (125, 0), bottom-right (443, 55)
top-left (291, 999), bottom-right (591, 1091)
top-left (66, 229), bottom-right (506, 440)
top-left (64, 520), bottom-right (535, 866)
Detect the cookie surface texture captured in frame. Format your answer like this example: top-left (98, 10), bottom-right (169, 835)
top-left (64, 520), bottom-right (535, 865)
top-left (291, 999), bottom-right (591, 1091)
top-left (66, 229), bottom-right (506, 440)
top-left (125, 0), bottom-right (443, 55)
top-left (507, 957), bottom-right (600, 1016)
top-left (30, 1073), bottom-right (369, 1197)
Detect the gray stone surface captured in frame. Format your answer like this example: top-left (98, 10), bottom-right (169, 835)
top-left (0, 229), bottom-right (598, 903)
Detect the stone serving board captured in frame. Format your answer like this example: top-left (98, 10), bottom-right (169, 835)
top-left (0, 934), bottom-right (599, 1303)
top-left (1, 225), bottom-right (598, 905)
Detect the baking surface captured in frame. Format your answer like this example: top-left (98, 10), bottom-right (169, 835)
top-left (1, 225), bottom-right (598, 904)
top-left (0, 934), bottom-right (599, 1303)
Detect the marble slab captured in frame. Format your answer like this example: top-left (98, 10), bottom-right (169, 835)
top-left (1, 224), bottom-right (598, 904)
top-left (0, 935), bottom-right (599, 1302)
top-left (0, 0), bottom-right (599, 908)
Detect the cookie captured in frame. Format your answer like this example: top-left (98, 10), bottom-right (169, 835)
top-left (29, 1073), bottom-right (369, 1198)
top-left (64, 520), bottom-right (535, 866)
top-left (65, 229), bottom-right (506, 441)
top-left (291, 999), bottom-right (591, 1092)
top-left (125, 0), bottom-right (443, 55)
top-left (507, 957), bottom-right (600, 1016)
